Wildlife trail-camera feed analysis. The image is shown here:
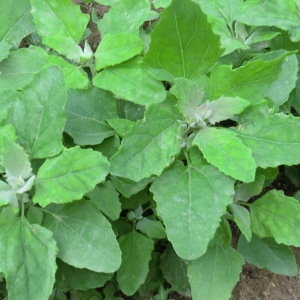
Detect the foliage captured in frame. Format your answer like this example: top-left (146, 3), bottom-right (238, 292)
top-left (1, 0), bottom-right (300, 299)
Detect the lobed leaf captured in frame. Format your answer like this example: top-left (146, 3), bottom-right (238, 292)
top-left (250, 190), bottom-right (300, 246)
top-left (142, 0), bottom-right (223, 82)
top-left (43, 200), bottom-right (121, 273)
top-left (193, 127), bottom-right (256, 182)
top-left (188, 245), bottom-right (243, 300)
top-left (116, 230), bottom-right (154, 296)
top-left (0, 215), bottom-right (57, 300)
top-left (34, 147), bottom-right (110, 206)
top-left (150, 163), bottom-right (235, 260)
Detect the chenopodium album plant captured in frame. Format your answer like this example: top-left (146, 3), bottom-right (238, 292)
top-left (1, 0), bottom-right (300, 299)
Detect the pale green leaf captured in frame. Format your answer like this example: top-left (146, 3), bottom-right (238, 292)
top-left (150, 163), bottom-right (235, 260)
top-left (95, 33), bottom-right (143, 70)
top-left (188, 245), bottom-right (243, 300)
top-left (34, 147), bottom-right (110, 206)
top-left (136, 217), bottom-right (167, 239)
top-left (43, 200), bottom-right (121, 272)
top-left (98, 0), bottom-right (151, 36)
top-left (110, 101), bottom-right (182, 181)
top-left (142, 0), bottom-right (223, 82)
top-left (236, 0), bottom-right (300, 42)
top-left (7, 66), bottom-right (66, 158)
top-left (250, 190), bottom-right (300, 246)
top-left (238, 235), bottom-right (297, 276)
top-left (45, 55), bottom-right (89, 89)
top-left (88, 181), bottom-right (121, 221)
top-left (0, 181), bottom-right (17, 208)
top-left (229, 203), bottom-right (252, 241)
top-left (160, 244), bottom-right (191, 297)
top-left (117, 230), bottom-right (154, 296)
top-left (0, 216), bottom-right (57, 300)
top-left (210, 51), bottom-right (294, 102)
top-left (205, 96), bottom-right (250, 125)
top-left (234, 103), bottom-right (300, 168)
top-left (193, 127), bottom-right (256, 182)
top-left (30, 0), bottom-right (89, 61)
top-left (0, 90), bottom-right (17, 124)
top-left (0, 0), bottom-right (35, 48)
top-left (65, 88), bottom-right (118, 146)
top-left (93, 58), bottom-right (166, 105)
top-left (0, 47), bottom-right (47, 91)
top-left (152, 0), bottom-right (172, 8)
top-left (107, 118), bottom-right (135, 137)
top-left (55, 259), bottom-right (112, 291)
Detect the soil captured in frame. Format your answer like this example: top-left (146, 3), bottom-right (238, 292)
top-left (74, 3), bottom-right (300, 299)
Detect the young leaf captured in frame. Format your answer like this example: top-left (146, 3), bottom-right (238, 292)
top-left (45, 55), bottom-right (89, 89)
top-left (42, 200), bottom-right (121, 273)
top-left (30, 0), bottom-right (89, 62)
top-left (117, 230), bottom-right (154, 296)
top-left (150, 163), bottom-right (235, 260)
top-left (34, 147), bottom-right (110, 206)
top-left (0, 47), bottom-right (47, 91)
top-left (210, 51), bottom-right (294, 102)
top-left (228, 203), bottom-right (252, 241)
top-left (142, 0), bottom-right (223, 82)
top-left (7, 66), bottom-right (66, 159)
top-left (98, 0), bottom-right (151, 36)
top-left (95, 33), bottom-right (143, 70)
top-left (0, 181), bottom-right (18, 208)
top-left (188, 245), bottom-right (243, 300)
top-left (234, 103), bottom-right (300, 168)
top-left (0, 215), bottom-right (57, 300)
top-left (55, 259), bottom-right (112, 291)
top-left (237, 235), bottom-right (298, 276)
top-left (160, 244), bottom-right (191, 297)
top-left (64, 88), bottom-right (118, 146)
top-left (110, 100), bottom-right (182, 181)
top-left (93, 58), bottom-right (166, 106)
top-left (136, 217), bottom-right (167, 239)
top-left (87, 181), bottom-right (121, 221)
top-left (0, 0), bottom-right (35, 48)
top-left (250, 190), bottom-right (300, 246)
top-left (236, 0), bottom-right (300, 42)
top-left (193, 127), bottom-right (256, 182)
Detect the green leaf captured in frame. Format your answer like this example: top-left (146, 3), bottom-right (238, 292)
top-left (30, 0), bottom-right (89, 62)
top-left (136, 217), bottom-right (167, 239)
top-left (160, 244), bottom-right (191, 297)
top-left (64, 88), bottom-right (118, 146)
top-left (152, 0), bottom-right (172, 8)
top-left (210, 51), bottom-right (294, 102)
top-left (0, 216), bottom-right (57, 300)
top-left (250, 190), bottom-right (300, 246)
top-left (234, 103), bottom-right (300, 168)
top-left (0, 90), bottom-right (18, 124)
top-left (55, 259), bottom-right (112, 291)
top-left (0, 47), bottom-right (47, 91)
top-left (98, 0), bottom-right (151, 36)
top-left (95, 33), bottom-right (143, 70)
top-left (45, 55), bottom-right (89, 89)
top-left (110, 100), bottom-right (182, 181)
top-left (237, 235), bottom-right (297, 276)
top-left (117, 230), bottom-right (154, 296)
top-left (193, 127), bottom-right (256, 182)
top-left (0, 0), bottom-right (35, 48)
top-left (42, 200), bottom-right (121, 273)
top-left (0, 41), bottom-right (11, 62)
top-left (142, 0), bottom-right (223, 82)
top-left (236, 0), bottom-right (300, 42)
top-left (7, 66), bottom-right (66, 159)
top-left (93, 58), bottom-right (166, 105)
top-left (34, 147), bottom-right (110, 206)
top-left (150, 163), bottom-right (235, 260)
top-left (87, 181), bottom-right (121, 221)
top-left (107, 119), bottom-right (135, 138)
top-left (204, 96), bottom-right (250, 125)
top-left (0, 181), bottom-right (18, 208)
top-left (228, 203), bottom-right (252, 242)
top-left (188, 245), bottom-right (243, 300)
